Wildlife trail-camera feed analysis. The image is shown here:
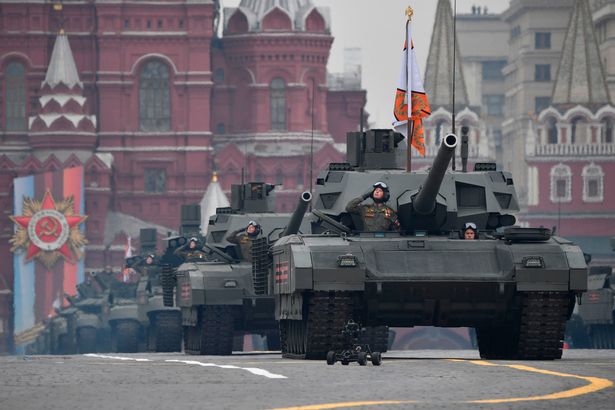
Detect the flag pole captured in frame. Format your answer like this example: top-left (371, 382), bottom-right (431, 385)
top-left (406, 6), bottom-right (414, 173)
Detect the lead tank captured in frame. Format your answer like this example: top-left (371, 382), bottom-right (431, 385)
top-left (171, 182), bottom-right (312, 355)
top-left (271, 128), bottom-right (588, 360)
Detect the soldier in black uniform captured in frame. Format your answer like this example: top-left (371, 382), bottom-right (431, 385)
top-left (346, 182), bottom-right (400, 232)
top-left (174, 237), bottom-right (207, 261)
top-left (226, 221), bottom-right (261, 262)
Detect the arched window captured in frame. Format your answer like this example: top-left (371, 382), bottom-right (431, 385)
top-left (547, 118), bottom-right (558, 144)
top-left (270, 78), bottom-right (286, 130)
top-left (5, 62), bottom-right (27, 131)
top-left (140, 60), bottom-right (170, 131)
top-left (275, 168), bottom-right (284, 186)
top-left (582, 163), bottom-right (604, 202)
top-left (602, 118), bottom-right (613, 143)
top-left (550, 163), bottom-right (572, 203)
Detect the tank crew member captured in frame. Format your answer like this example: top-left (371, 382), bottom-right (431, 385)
top-left (463, 222), bottom-right (478, 240)
top-left (174, 237), bottom-right (207, 261)
top-left (346, 182), bottom-right (400, 232)
top-left (226, 221), bottom-right (261, 262)
top-left (144, 253), bottom-right (156, 265)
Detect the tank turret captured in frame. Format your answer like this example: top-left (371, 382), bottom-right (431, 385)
top-left (313, 129), bottom-right (519, 234)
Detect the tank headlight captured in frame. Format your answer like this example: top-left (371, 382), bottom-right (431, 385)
top-left (523, 256), bottom-right (545, 268)
top-left (224, 280), bottom-right (238, 288)
top-left (337, 254), bottom-right (357, 267)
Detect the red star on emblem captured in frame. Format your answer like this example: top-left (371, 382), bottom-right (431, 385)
top-left (12, 190), bottom-right (86, 262)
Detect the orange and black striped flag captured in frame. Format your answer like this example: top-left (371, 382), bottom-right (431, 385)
top-left (393, 19), bottom-right (431, 156)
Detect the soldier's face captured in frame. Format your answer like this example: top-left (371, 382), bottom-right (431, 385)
top-left (146, 257), bottom-right (153, 264)
top-left (247, 225), bottom-right (256, 234)
top-left (373, 188), bottom-right (384, 200)
top-left (464, 229), bottom-right (476, 240)
top-left (189, 241), bottom-right (196, 249)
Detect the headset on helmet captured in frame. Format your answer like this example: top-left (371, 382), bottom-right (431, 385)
top-left (372, 181), bottom-right (390, 202)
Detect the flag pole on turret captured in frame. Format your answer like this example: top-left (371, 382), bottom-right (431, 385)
top-left (406, 6), bottom-right (414, 172)
top-left (393, 5), bottom-right (431, 173)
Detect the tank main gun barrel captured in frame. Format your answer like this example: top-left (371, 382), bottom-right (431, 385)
top-left (413, 133), bottom-right (459, 215)
top-left (282, 191), bottom-right (312, 237)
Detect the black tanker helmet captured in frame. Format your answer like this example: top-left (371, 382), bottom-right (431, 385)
top-left (247, 220), bottom-right (261, 237)
top-left (372, 181), bottom-right (390, 203)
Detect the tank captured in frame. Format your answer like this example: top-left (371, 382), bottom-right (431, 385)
top-left (270, 128), bottom-right (588, 360)
top-left (574, 239), bottom-right (615, 348)
top-left (65, 279), bottom-right (111, 354)
top-left (171, 182), bottom-right (311, 355)
top-left (104, 265), bottom-right (146, 353)
top-left (129, 228), bottom-right (183, 352)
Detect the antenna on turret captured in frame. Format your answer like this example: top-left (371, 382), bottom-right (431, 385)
top-left (451, 0), bottom-right (457, 171)
top-left (309, 78), bottom-right (315, 197)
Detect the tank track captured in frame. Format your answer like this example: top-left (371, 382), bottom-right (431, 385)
top-left (282, 291), bottom-right (354, 360)
top-left (199, 306), bottom-right (237, 355)
top-left (183, 324), bottom-right (201, 355)
top-left (516, 291), bottom-right (570, 359)
top-left (113, 320), bottom-right (140, 353)
top-left (152, 311), bottom-right (182, 352)
top-left (77, 327), bottom-right (98, 354)
top-left (161, 265), bottom-right (176, 307)
top-left (478, 292), bottom-right (570, 360)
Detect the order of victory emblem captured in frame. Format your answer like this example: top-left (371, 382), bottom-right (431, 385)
top-left (10, 190), bottom-right (87, 268)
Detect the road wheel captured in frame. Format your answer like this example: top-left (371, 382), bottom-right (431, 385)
top-left (357, 352), bottom-right (367, 366)
top-left (113, 321), bottom-right (140, 353)
top-left (77, 327), bottom-right (97, 354)
top-left (326, 351), bottom-right (336, 365)
top-left (371, 352), bottom-right (382, 366)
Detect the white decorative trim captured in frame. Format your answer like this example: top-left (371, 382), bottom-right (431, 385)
top-left (130, 53), bottom-right (179, 75)
top-left (99, 146), bottom-right (213, 152)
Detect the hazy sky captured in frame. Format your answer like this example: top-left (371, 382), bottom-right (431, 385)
top-left (222, 0), bottom-right (510, 128)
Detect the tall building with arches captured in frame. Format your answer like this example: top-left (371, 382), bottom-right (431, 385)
top-left (525, 0), bottom-right (615, 261)
top-left (211, 0), bottom-right (362, 210)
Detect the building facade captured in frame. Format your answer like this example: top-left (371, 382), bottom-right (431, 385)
top-left (457, 6), bottom-right (509, 165)
top-left (0, 0), bottom-right (366, 349)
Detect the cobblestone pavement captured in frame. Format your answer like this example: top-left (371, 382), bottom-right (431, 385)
top-left (0, 350), bottom-right (614, 410)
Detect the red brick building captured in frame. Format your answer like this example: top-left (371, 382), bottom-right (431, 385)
top-left (0, 0), bottom-right (365, 350)
top-left (525, 0), bottom-right (615, 265)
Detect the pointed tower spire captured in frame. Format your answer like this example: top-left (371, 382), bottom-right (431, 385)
top-left (42, 32), bottom-right (82, 90)
top-left (424, 0), bottom-right (469, 109)
top-left (552, 0), bottom-right (611, 106)
top-left (29, 30), bottom-right (96, 150)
